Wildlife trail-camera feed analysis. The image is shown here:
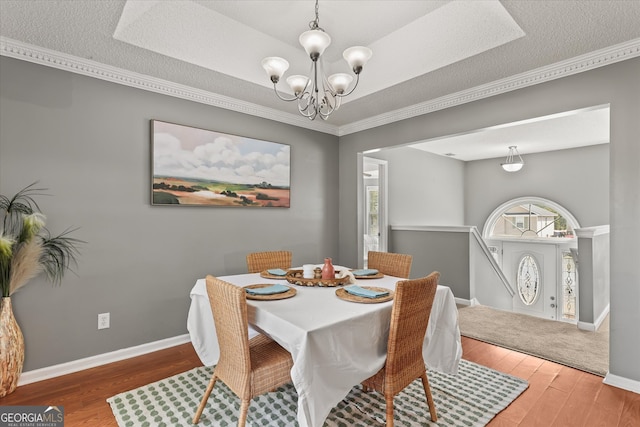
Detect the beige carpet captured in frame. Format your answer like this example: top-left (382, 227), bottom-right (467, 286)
top-left (458, 305), bottom-right (609, 376)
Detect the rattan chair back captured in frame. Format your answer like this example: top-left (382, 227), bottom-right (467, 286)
top-left (193, 275), bottom-right (293, 426)
top-left (206, 276), bottom-right (252, 395)
top-left (246, 250), bottom-right (292, 273)
top-left (367, 251), bottom-right (413, 278)
top-left (361, 271), bottom-right (440, 426)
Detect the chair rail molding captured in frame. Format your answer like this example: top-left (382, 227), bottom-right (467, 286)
top-left (391, 225), bottom-right (474, 233)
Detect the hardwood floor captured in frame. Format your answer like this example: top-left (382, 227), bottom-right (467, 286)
top-left (1, 337), bottom-right (638, 426)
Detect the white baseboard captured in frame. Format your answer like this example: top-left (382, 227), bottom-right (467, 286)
top-left (604, 371), bottom-right (640, 394)
top-left (577, 304), bottom-right (610, 331)
top-left (454, 297), bottom-right (472, 306)
top-left (18, 334), bottom-right (191, 386)
top-left (577, 321), bottom-right (595, 331)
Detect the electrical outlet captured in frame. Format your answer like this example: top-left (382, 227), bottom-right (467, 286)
top-left (98, 312), bottom-right (110, 330)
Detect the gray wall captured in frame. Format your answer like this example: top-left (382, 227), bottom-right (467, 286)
top-left (469, 236), bottom-right (514, 311)
top-left (465, 144), bottom-right (609, 231)
top-left (577, 232), bottom-right (611, 325)
top-left (390, 228), bottom-right (470, 298)
top-left (0, 57), bottom-right (340, 371)
top-left (367, 148), bottom-right (465, 226)
top-left (368, 142), bottom-right (608, 231)
top-left (592, 234), bottom-right (611, 320)
top-left (339, 58), bottom-right (640, 383)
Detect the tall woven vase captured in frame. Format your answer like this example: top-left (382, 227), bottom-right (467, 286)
top-left (0, 297), bottom-right (25, 397)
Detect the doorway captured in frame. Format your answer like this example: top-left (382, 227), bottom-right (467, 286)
top-left (362, 156), bottom-right (388, 267)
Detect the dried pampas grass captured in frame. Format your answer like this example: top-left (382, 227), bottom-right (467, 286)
top-left (9, 239), bottom-right (44, 295)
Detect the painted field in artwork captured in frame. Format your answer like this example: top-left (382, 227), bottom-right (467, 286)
top-left (151, 121), bottom-right (290, 207)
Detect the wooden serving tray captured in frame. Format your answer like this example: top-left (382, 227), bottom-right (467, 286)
top-left (285, 269), bottom-right (350, 287)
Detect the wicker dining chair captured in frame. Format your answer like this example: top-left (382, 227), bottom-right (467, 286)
top-left (360, 271), bottom-right (441, 426)
top-left (192, 275), bottom-right (294, 427)
top-left (367, 251), bottom-right (413, 278)
top-left (245, 250), bottom-right (292, 273)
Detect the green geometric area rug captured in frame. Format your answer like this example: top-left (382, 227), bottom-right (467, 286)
top-left (107, 359), bottom-right (528, 427)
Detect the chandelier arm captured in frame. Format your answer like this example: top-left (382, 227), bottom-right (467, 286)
top-left (297, 93), bottom-right (317, 119)
top-left (272, 84), bottom-right (301, 102)
top-left (335, 73), bottom-right (361, 98)
top-left (317, 95), bottom-right (331, 120)
top-left (320, 89), bottom-right (337, 116)
top-left (318, 107), bottom-right (332, 120)
top-left (298, 99), bottom-right (312, 114)
top-left (299, 101), bottom-right (318, 120)
top-left (334, 94), bottom-right (342, 110)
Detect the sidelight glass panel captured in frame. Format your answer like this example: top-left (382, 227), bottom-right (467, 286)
top-left (561, 252), bottom-right (577, 320)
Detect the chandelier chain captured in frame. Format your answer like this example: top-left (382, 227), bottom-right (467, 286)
top-left (309, 0), bottom-right (324, 32)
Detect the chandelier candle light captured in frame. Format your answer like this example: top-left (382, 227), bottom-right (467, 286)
top-left (501, 146), bottom-right (525, 172)
top-left (261, 0), bottom-right (372, 121)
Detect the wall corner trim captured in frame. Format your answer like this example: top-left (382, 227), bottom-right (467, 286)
top-left (575, 225), bottom-right (610, 238)
top-left (577, 304), bottom-right (610, 332)
top-left (17, 334), bottom-right (191, 386)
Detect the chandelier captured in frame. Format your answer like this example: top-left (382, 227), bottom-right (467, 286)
top-left (261, 0), bottom-right (372, 121)
top-left (501, 146), bottom-right (524, 172)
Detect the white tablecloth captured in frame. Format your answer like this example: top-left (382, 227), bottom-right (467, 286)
top-left (187, 273), bottom-right (462, 427)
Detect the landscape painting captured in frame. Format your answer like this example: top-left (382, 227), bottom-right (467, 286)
top-left (151, 120), bottom-right (290, 207)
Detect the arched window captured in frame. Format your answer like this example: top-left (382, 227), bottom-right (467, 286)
top-left (482, 197), bottom-right (580, 240)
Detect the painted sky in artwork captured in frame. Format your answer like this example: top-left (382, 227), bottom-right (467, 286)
top-left (153, 121), bottom-right (290, 187)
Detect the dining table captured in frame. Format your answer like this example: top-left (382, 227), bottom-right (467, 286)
top-left (187, 268), bottom-right (462, 427)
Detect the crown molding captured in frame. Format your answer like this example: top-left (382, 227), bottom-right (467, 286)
top-left (337, 38), bottom-right (640, 136)
top-left (0, 37), bottom-right (339, 136)
top-left (2, 36), bottom-right (639, 138)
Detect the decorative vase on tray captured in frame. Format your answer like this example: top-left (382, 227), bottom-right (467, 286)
top-left (321, 257), bottom-right (335, 279)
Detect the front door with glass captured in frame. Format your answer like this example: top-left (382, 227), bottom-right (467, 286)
top-left (503, 242), bottom-right (558, 320)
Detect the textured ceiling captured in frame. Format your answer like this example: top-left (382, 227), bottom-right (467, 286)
top-left (112, 0), bottom-right (525, 103)
top-left (1, 0), bottom-right (639, 157)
